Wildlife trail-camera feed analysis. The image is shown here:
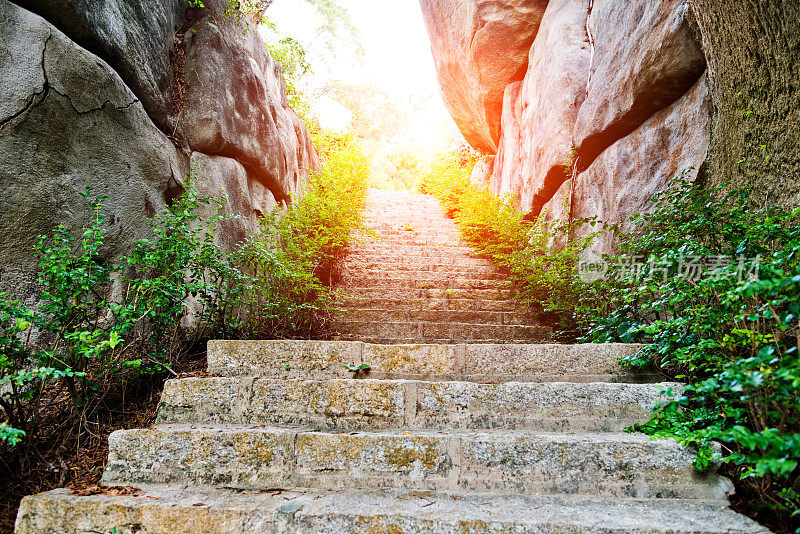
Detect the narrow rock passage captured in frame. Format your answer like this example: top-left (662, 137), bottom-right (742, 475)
top-left (333, 188), bottom-right (551, 343)
top-left (14, 190), bottom-right (769, 533)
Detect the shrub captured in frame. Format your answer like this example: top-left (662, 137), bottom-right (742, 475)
top-left (590, 176), bottom-right (800, 530)
top-left (419, 149), bottom-right (603, 340)
top-left (236, 131), bottom-right (370, 338)
top-left (0, 184), bottom-right (239, 447)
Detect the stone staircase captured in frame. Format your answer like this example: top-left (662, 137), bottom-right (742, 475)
top-left (15, 189), bottom-right (768, 533)
top-left (332, 189), bottom-right (551, 343)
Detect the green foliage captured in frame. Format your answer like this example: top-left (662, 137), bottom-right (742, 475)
top-left (1, 181), bottom-right (239, 448)
top-left (266, 36), bottom-right (312, 112)
top-left (324, 82), bottom-right (409, 143)
top-left (342, 363), bottom-right (369, 378)
top-left (236, 131), bottom-right (370, 338)
top-left (419, 148), bottom-right (602, 340)
top-left (589, 176), bottom-right (800, 528)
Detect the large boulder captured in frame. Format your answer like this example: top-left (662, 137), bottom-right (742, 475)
top-left (189, 153), bottom-right (279, 254)
top-left (14, 0), bottom-right (188, 130)
top-left (0, 0), bottom-right (184, 300)
top-left (515, 0), bottom-right (590, 214)
top-left (419, 0), bottom-right (549, 153)
top-left (180, 16), bottom-right (314, 201)
top-left (14, 0), bottom-right (317, 203)
top-left (573, 0), bottom-right (706, 168)
top-left (572, 75), bottom-right (712, 255)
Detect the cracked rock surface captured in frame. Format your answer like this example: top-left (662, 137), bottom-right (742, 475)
top-left (0, 0), bottom-right (182, 299)
top-left (0, 0), bottom-right (314, 304)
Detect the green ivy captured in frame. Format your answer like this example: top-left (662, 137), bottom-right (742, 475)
top-left (590, 176), bottom-right (800, 529)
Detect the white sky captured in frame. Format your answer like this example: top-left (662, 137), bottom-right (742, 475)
top-left (264, 0), bottom-right (462, 150)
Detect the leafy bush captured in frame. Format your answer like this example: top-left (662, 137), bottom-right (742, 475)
top-left (266, 36), bottom-right (311, 113)
top-left (0, 184), bottom-right (239, 447)
top-left (419, 149), bottom-right (603, 340)
top-left (236, 131), bottom-right (370, 338)
top-left (590, 177), bottom-right (800, 530)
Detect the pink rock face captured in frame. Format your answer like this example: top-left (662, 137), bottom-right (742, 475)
top-left (573, 0), bottom-right (706, 169)
top-left (470, 156), bottom-right (496, 186)
top-left (516, 0), bottom-right (590, 214)
top-left (491, 82), bottom-right (524, 199)
top-left (419, 0), bottom-right (549, 153)
top-left (572, 75), bottom-right (712, 255)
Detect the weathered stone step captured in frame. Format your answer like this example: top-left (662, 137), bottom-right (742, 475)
top-left (207, 340), bottom-right (659, 383)
top-left (335, 308), bottom-right (532, 325)
top-left (340, 261), bottom-right (500, 275)
top-left (337, 296), bottom-right (522, 312)
top-left (354, 243), bottom-right (479, 256)
top-left (101, 426), bottom-right (732, 500)
top-left (341, 286), bottom-right (516, 301)
top-left (331, 320), bottom-right (549, 341)
top-left (157, 377), bottom-right (680, 433)
top-left (333, 335), bottom-right (556, 345)
top-left (362, 238), bottom-right (464, 248)
top-left (338, 276), bottom-right (512, 291)
top-left (341, 263), bottom-right (504, 277)
top-left (368, 227), bottom-right (459, 235)
top-left (366, 229), bottom-right (461, 238)
top-left (16, 486), bottom-right (766, 534)
top-left (342, 254), bottom-right (495, 268)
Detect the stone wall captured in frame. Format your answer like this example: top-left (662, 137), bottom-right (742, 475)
top-left (420, 0), bottom-right (712, 254)
top-left (0, 0), bottom-right (316, 303)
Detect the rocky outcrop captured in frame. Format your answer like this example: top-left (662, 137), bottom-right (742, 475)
top-left (469, 156), bottom-right (495, 186)
top-left (0, 0), bottom-right (315, 304)
top-left (419, 0), bottom-right (549, 152)
top-left (181, 16), bottom-right (313, 199)
top-left (492, 81), bottom-right (523, 199)
top-left (573, 0), bottom-right (706, 169)
top-left (14, 0), bottom-right (187, 129)
top-left (423, 0), bottom-right (713, 254)
top-left (515, 0), bottom-right (590, 216)
top-left (0, 0), bottom-right (184, 298)
top-left (571, 75), bottom-right (711, 254)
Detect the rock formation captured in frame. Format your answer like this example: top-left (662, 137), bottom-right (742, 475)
top-left (419, 0), bottom-right (549, 152)
top-left (0, 0), bottom-right (316, 303)
top-left (420, 0), bottom-right (719, 253)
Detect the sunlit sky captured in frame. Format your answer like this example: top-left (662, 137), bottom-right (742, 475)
top-left (263, 0), bottom-right (462, 150)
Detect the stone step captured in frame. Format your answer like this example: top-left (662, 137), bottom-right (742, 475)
top-left (337, 276), bottom-right (512, 291)
top-left (367, 226), bottom-right (459, 235)
top-left (101, 426), bottom-right (733, 500)
top-left (354, 243), bottom-right (479, 256)
top-left (335, 308), bottom-right (532, 325)
top-left (341, 286), bottom-right (517, 301)
top-left (333, 335), bottom-right (554, 345)
top-left (330, 320), bottom-right (550, 341)
top-left (207, 340), bottom-right (659, 383)
top-left (340, 261), bottom-right (500, 275)
top-left (16, 486), bottom-right (766, 534)
top-left (361, 238), bottom-right (465, 248)
top-left (342, 254), bottom-right (495, 268)
top-left (336, 296), bottom-right (522, 312)
top-left (365, 229), bottom-right (462, 238)
top-left (157, 377), bottom-right (680, 433)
